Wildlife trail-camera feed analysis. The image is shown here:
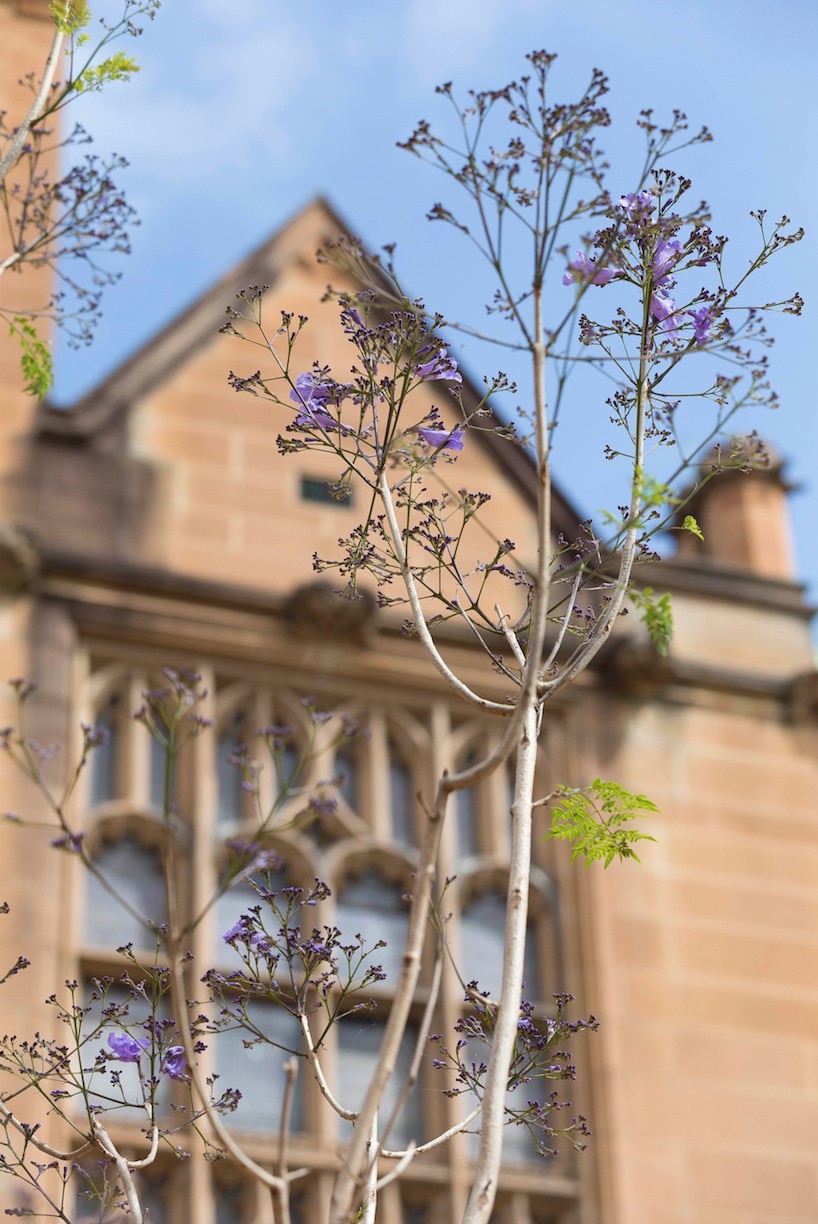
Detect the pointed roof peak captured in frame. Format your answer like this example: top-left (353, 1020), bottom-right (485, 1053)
top-left (34, 196), bottom-right (585, 535)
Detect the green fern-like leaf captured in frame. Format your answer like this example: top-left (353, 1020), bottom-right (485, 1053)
top-left (10, 319), bottom-right (53, 399)
top-left (49, 0), bottom-right (91, 33)
top-left (628, 586), bottom-right (673, 656)
top-left (546, 779), bottom-right (657, 868)
top-left (74, 52), bottom-right (140, 93)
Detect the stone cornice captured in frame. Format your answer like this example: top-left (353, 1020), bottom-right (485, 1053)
top-left (643, 557), bottom-right (812, 619)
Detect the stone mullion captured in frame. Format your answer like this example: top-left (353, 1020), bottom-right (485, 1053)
top-left (254, 685), bottom-right (274, 820)
top-left (183, 1151), bottom-right (216, 1224)
top-left (126, 670), bottom-right (150, 808)
top-left (180, 662), bottom-right (217, 1224)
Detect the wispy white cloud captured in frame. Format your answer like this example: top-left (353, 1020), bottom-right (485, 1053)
top-left (401, 0), bottom-right (545, 82)
top-left (69, 2), bottom-right (314, 218)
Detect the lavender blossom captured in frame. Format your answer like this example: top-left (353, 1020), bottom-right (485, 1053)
top-left (619, 190), bottom-right (654, 219)
top-left (290, 372), bottom-right (351, 432)
top-left (418, 425), bottom-right (465, 451)
top-left (688, 305), bottom-right (714, 345)
top-left (223, 919), bottom-right (246, 943)
top-left (652, 237), bottom-right (683, 284)
top-left (289, 372), bottom-right (333, 407)
top-left (162, 1046), bottom-right (187, 1080)
top-left (416, 348), bottom-right (463, 383)
top-left (562, 251), bottom-right (617, 287)
top-left (294, 404), bottom-right (348, 433)
top-left (107, 1032), bottom-right (149, 1062)
top-left (650, 290), bottom-right (680, 338)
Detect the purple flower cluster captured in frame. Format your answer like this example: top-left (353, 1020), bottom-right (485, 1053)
top-left (223, 916), bottom-right (273, 955)
top-left (289, 338), bottom-right (465, 451)
top-left (107, 1032), bottom-right (187, 1080)
top-left (289, 372), bottom-right (349, 432)
top-left (415, 347), bottom-right (463, 383)
top-left (417, 424), bottom-right (465, 451)
top-left (563, 190), bottom-right (715, 347)
top-left (561, 252), bottom-right (617, 288)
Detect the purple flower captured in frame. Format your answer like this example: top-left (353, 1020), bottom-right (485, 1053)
top-left (416, 349), bottom-right (462, 383)
top-left (108, 1032), bottom-right (150, 1062)
top-left (223, 920), bottom-right (246, 943)
top-left (162, 1046), bottom-right (187, 1080)
top-left (343, 306), bottom-right (365, 330)
top-left (688, 306), bottom-right (713, 346)
top-left (652, 238), bottom-right (683, 285)
top-left (562, 251), bottom-right (617, 287)
top-left (290, 372), bottom-right (351, 432)
top-left (418, 425), bottom-right (465, 451)
top-left (650, 290), bottom-right (680, 339)
top-left (294, 404), bottom-right (343, 432)
top-left (247, 930), bottom-right (273, 953)
top-left (50, 831), bottom-right (85, 853)
top-left (289, 372), bottom-right (332, 407)
top-left (619, 190), bottom-right (654, 218)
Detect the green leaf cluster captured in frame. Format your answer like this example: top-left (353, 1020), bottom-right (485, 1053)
top-left (546, 778), bottom-right (658, 868)
top-left (628, 585), bottom-right (673, 656)
top-left (10, 319), bottom-right (53, 399)
top-left (681, 513), bottom-right (704, 541)
top-left (74, 51), bottom-right (141, 93)
top-left (49, 0), bottom-right (91, 34)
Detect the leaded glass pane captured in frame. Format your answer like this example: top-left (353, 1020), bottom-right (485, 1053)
top-left (337, 1018), bottom-right (421, 1149)
top-left (215, 1180), bottom-right (245, 1224)
top-left (335, 746), bottom-right (359, 811)
top-left (337, 871), bottom-right (408, 983)
top-left (150, 728), bottom-right (169, 813)
top-left (460, 890), bottom-right (540, 1001)
top-left (389, 747), bottom-right (415, 845)
top-left (89, 694), bottom-right (120, 807)
top-left (215, 1002), bottom-right (303, 1132)
top-left (217, 712), bottom-right (248, 827)
top-left (84, 837), bottom-right (167, 950)
top-left (454, 751), bottom-right (480, 857)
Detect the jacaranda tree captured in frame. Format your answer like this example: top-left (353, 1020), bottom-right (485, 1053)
top-left (0, 43), bottom-right (802, 1224)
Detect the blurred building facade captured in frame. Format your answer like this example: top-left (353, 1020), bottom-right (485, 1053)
top-left (2, 5), bottom-right (818, 1224)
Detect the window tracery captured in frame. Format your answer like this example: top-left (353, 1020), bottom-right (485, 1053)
top-left (75, 655), bottom-right (579, 1223)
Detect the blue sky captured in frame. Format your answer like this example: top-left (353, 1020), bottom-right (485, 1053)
top-left (56, 0), bottom-right (818, 618)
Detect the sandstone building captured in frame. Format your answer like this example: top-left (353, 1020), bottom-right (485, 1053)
top-left (2, 5), bottom-right (818, 1223)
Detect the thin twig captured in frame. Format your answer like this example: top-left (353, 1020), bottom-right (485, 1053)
top-left (0, 1100), bottom-right (92, 1160)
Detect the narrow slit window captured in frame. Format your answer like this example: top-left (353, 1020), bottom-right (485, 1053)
top-left (300, 476), bottom-right (352, 506)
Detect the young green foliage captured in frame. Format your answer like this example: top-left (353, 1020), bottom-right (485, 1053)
top-left (681, 514), bottom-right (704, 541)
top-left (546, 779), bottom-right (658, 867)
top-left (9, 318), bottom-right (54, 399)
top-left (627, 585), bottom-right (674, 656)
top-left (49, 0), bottom-right (91, 34)
top-left (73, 51), bottom-right (141, 93)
